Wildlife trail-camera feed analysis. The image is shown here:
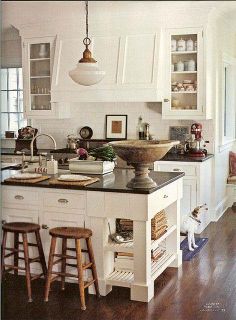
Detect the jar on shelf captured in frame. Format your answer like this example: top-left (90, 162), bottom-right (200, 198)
top-left (171, 39), bottom-right (177, 51)
top-left (187, 59), bottom-right (196, 71)
top-left (184, 61), bottom-right (189, 71)
top-left (194, 40), bottom-right (197, 51)
top-left (171, 64), bottom-right (175, 72)
top-left (176, 60), bottom-right (184, 72)
top-left (38, 44), bottom-right (47, 58)
top-left (186, 38), bottom-right (194, 51)
top-left (177, 38), bottom-right (186, 51)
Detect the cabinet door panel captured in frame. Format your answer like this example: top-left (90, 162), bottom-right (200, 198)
top-left (122, 34), bottom-right (156, 85)
top-left (181, 179), bottom-right (197, 225)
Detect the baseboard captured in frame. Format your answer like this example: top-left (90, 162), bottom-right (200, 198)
top-left (212, 196), bottom-right (229, 222)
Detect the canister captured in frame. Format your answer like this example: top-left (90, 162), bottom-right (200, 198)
top-left (176, 60), bottom-right (184, 72)
top-left (186, 38), bottom-right (194, 51)
top-left (171, 39), bottom-right (177, 51)
top-left (177, 38), bottom-right (186, 51)
top-left (188, 59), bottom-right (196, 71)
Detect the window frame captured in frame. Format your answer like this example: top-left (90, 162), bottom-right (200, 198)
top-left (219, 53), bottom-right (236, 152)
top-left (1, 67), bottom-right (26, 136)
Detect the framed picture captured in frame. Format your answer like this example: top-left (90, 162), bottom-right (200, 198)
top-left (105, 115), bottom-right (128, 140)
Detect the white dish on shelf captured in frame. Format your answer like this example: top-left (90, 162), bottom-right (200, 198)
top-left (58, 174), bottom-right (91, 182)
top-left (12, 173), bottom-right (42, 180)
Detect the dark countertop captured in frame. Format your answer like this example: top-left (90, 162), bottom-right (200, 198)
top-left (159, 153), bottom-right (214, 162)
top-left (1, 148), bottom-right (51, 156)
top-left (1, 148), bottom-right (214, 162)
top-left (1, 169), bottom-right (184, 195)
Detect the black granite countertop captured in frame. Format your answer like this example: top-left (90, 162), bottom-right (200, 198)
top-left (159, 153), bottom-right (214, 162)
top-left (1, 169), bottom-right (184, 194)
top-left (1, 148), bottom-right (52, 156)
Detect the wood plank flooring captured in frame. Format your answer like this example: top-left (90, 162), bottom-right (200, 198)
top-left (1, 208), bottom-right (235, 320)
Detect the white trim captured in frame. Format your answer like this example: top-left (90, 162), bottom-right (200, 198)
top-left (218, 140), bottom-right (236, 153)
top-left (212, 196), bottom-right (229, 222)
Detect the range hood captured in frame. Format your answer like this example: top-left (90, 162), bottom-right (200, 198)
top-left (51, 32), bottom-right (164, 103)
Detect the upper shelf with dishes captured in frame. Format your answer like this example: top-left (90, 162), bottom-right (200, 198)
top-left (30, 43), bottom-right (51, 111)
top-left (162, 28), bottom-right (205, 119)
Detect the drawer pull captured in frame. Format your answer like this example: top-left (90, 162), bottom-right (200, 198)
top-left (164, 98), bottom-right (169, 102)
top-left (173, 168), bottom-right (181, 171)
top-left (2, 220), bottom-right (6, 225)
top-left (58, 198), bottom-right (69, 204)
top-left (163, 194), bottom-right (168, 198)
top-left (15, 195), bottom-right (24, 200)
top-left (42, 224), bottom-right (49, 229)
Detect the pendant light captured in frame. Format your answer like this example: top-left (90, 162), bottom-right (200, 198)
top-left (69, 1), bottom-right (105, 86)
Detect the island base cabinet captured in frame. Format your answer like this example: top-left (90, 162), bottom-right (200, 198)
top-left (2, 177), bottom-right (183, 303)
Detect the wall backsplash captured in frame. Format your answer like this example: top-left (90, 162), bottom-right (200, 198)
top-left (28, 102), bottom-right (214, 153)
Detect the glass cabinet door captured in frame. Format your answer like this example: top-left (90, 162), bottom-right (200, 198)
top-left (170, 33), bottom-right (198, 111)
top-left (29, 43), bottom-right (51, 111)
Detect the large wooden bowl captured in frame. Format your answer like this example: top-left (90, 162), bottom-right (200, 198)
top-left (109, 140), bottom-right (179, 189)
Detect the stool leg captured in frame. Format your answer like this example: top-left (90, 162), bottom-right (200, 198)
top-left (75, 239), bottom-right (86, 311)
top-left (44, 236), bottom-right (57, 302)
top-left (1, 230), bottom-right (7, 279)
top-left (61, 238), bottom-right (67, 290)
top-left (35, 230), bottom-right (47, 277)
top-left (22, 233), bottom-right (32, 302)
top-left (86, 237), bottom-right (100, 297)
top-left (14, 232), bottom-right (19, 276)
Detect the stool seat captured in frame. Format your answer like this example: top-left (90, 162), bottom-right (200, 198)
top-left (49, 227), bottom-right (92, 239)
top-left (2, 222), bottom-right (40, 233)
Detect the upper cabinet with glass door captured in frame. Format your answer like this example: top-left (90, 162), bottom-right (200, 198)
top-left (162, 28), bottom-right (206, 120)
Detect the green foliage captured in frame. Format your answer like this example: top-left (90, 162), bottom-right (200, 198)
top-left (89, 145), bottom-right (116, 161)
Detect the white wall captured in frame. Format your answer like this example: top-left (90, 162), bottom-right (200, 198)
top-left (30, 102), bottom-right (214, 150)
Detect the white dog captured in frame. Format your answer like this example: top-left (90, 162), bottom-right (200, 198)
top-left (182, 204), bottom-right (208, 251)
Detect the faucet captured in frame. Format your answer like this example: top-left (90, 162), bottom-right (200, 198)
top-left (30, 133), bottom-right (57, 162)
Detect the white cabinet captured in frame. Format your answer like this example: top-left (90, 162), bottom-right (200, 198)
top-left (154, 159), bottom-right (213, 233)
top-left (162, 27), bottom-right (210, 120)
top-left (22, 36), bottom-right (70, 119)
top-left (51, 32), bottom-right (162, 102)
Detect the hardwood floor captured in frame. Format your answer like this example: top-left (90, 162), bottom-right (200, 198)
top-left (2, 208), bottom-right (235, 320)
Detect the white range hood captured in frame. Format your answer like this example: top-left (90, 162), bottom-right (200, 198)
top-left (51, 32), bottom-right (164, 103)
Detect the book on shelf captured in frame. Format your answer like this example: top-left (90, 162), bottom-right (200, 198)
top-left (117, 252), bottom-right (134, 258)
top-left (114, 257), bottom-right (134, 272)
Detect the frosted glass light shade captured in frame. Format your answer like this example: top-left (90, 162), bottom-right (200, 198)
top-left (69, 62), bottom-right (105, 86)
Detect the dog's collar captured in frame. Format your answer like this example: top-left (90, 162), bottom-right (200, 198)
top-left (189, 215), bottom-right (201, 224)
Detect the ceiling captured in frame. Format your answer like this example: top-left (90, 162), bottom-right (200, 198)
top-left (1, 1), bottom-right (236, 40)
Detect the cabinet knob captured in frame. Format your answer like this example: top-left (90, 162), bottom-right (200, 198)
top-left (42, 224), bottom-right (49, 229)
top-left (2, 220), bottom-right (6, 225)
top-left (164, 98), bottom-right (169, 102)
top-left (58, 198), bottom-right (69, 204)
top-left (163, 194), bottom-right (168, 198)
top-left (15, 195), bottom-right (24, 200)
top-left (173, 168), bottom-right (181, 171)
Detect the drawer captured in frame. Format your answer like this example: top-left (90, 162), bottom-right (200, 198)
top-left (157, 164), bottom-right (197, 176)
top-left (149, 181), bottom-right (178, 214)
top-left (2, 188), bottom-right (39, 206)
top-left (43, 191), bottom-right (86, 210)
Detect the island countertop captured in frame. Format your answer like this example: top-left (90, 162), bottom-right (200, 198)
top-left (1, 168), bottom-right (184, 194)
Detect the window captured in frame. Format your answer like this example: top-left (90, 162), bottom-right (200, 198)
top-left (220, 54), bottom-right (236, 149)
top-left (1, 68), bottom-right (27, 136)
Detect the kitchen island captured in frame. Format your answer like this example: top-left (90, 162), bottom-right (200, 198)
top-left (1, 169), bottom-right (184, 302)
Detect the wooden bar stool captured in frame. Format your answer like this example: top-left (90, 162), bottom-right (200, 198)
top-left (44, 227), bottom-right (100, 310)
top-left (1, 222), bottom-right (47, 302)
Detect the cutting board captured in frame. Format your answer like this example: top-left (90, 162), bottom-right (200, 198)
top-left (49, 177), bottom-right (99, 187)
top-left (4, 175), bottom-right (50, 184)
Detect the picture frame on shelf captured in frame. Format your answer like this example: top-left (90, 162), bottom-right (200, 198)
top-left (105, 115), bottom-right (128, 140)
